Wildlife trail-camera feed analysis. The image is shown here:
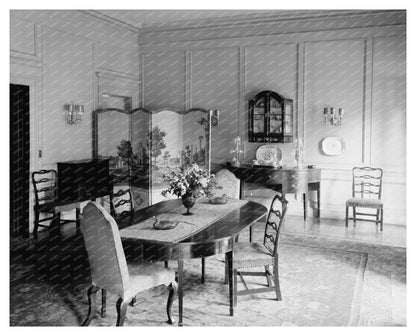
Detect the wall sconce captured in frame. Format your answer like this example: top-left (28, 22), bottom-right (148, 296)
top-left (323, 107), bottom-right (344, 127)
top-left (64, 103), bottom-right (84, 125)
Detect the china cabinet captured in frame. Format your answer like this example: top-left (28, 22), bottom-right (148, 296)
top-left (248, 90), bottom-right (294, 143)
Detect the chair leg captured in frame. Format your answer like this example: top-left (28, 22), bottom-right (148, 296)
top-left (265, 265), bottom-right (272, 287)
top-left (76, 207), bottom-right (81, 232)
top-left (33, 209), bottom-right (40, 238)
top-left (380, 208), bottom-right (384, 231)
top-left (345, 206), bottom-right (349, 227)
top-left (353, 207), bottom-right (357, 225)
top-left (201, 258), bottom-right (205, 284)
top-left (82, 285), bottom-right (100, 326)
top-left (116, 298), bottom-right (128, 326)
top-left (167, 281), bottom-right (178, 324)
top-left (224, 257), bottom-right (229, 284)
top-left (101, 289), bottom-right (106, 317)
top-left (273, 259), bottom-right (282, 301)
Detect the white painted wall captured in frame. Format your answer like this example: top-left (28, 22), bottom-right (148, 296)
top-left (10, 10), bottom-right (406, 230)
top-left (139, 11), bottom-right (406, 225)
top-left (10, 10), bottom-right (140, 232)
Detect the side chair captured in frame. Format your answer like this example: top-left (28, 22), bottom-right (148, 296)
top-left (32, 169), bottom-right (80, 238)
top-left (80, 201), bottom-right (177, 326)
top-left (231, 192), bottom-right (288, 306)
top-left (345, 167), bottom-right (384, 230)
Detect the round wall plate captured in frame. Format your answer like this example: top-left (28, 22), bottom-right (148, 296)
top-left (321, 137), bottom-right (345, 156)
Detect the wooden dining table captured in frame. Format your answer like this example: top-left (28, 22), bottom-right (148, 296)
top-left (116, 198), bottom-right (268, 326)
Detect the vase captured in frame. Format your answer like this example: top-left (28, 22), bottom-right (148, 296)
top-left (181, 193), bottom-right (196, 215)
top-left (291, 138), bottom-right (304, 169)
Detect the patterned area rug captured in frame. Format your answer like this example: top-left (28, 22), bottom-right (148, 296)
top-left (10, 231), bottom-right (373, 326)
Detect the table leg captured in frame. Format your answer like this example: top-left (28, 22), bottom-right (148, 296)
top-left (50, 212), bottom-right (61, 240)
top-left (303, 193), bottom-right (308, 221)
top-left (226, 250), bottom-right (234, 316)
top-left (76, 207), bottom-right (81, 233)
top-left (201, 258), bottom-right (205, 284)
top-left (178, 259), bottom-right (184, 326)
top-left (317, 184), bottom-right (320, 218)
top-left (249, 225), bottom-right (253, 242)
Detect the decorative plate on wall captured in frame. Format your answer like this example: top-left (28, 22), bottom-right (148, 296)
top-left (321, 137), bottom-right (346, 156)
top-left (256, 145), bottom-right (282, 164)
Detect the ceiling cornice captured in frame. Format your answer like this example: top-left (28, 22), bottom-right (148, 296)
top-left (140, 9), bottom-right (406, 33)
top-left (78, 9), bottom-right (142, 34)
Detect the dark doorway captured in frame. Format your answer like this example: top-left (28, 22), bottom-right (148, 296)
top-left (10, 84), bottom-right (30, 237)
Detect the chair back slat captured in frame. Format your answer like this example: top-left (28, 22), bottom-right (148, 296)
top-left (110, 187), bottom-right (133, 218)
top-left (263, 193), bottom-right (288, 256)
top-left (32, 169), bottom-right (57, 205)
top-left (80, 202), bottom-right (129, 297)
top-left (352, 167), bottom-right (383, 199)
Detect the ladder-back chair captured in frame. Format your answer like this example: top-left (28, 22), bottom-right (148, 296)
top-left (32, 169), bottom-right (79, 238)
top-left (231, 193), bottom-right (288, 306)
top-left (110, 187), bottom-right (134, 219)
top-left (345, 167), bottom-right (384, 230)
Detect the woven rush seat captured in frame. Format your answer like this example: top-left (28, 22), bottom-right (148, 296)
top-left (229, 193), bottom-right (288, 308)
top-left (346, 197), bottom-right (383, 208)
top-left (233, 242), bottom-right (274, 268)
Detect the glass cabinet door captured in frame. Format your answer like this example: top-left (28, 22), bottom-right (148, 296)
top-left (253, 96), bottom-right (266, 134)
top-left (248, 90), bottom-right (294, 143)
top-left (283, 102), bottom-right (293, 136)
top-left (269, 96), bottom-right (283, 135)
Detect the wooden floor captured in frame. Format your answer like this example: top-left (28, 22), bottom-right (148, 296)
top-left (280, 215), bottom-right (406, 248)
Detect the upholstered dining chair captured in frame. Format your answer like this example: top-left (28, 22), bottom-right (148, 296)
top-left (110, 187), bottom-right (134, 219)
top-left (32, 169), bottom-right (79, 238)
top-left (231, 193), bottom-right (288, 306)
top-left (80, 201), bottom-right (177, 326)
top-left (345, 167), bottom-right (384, 230)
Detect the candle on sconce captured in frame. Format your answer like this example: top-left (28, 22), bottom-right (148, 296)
top-left (330, 107), bottom-right (335, 115)
top-left (323, 108), bottom-right (328, 115)
top-left (339, 108), bottom-right (344, 116)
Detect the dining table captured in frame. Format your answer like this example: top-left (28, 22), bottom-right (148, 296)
top-left (116, 197), bottom-right (268, 326)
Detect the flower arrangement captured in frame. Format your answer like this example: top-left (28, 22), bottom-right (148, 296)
top-left (161, 164), bottom-right (218, 199)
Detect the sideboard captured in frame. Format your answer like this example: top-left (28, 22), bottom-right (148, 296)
top-left (225, 164), bottom-right (321, 220)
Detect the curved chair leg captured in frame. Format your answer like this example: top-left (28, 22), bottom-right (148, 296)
top-left (82, 285), bottom-right (100, 326)
top-left (167, 281), bottom-right (178, 324)
top-left (273, 259), bottom-right (282, 301)
top-left (116, 298), bottom-right (128, 326)
top-left (345, 206), bottom-right (349, 227)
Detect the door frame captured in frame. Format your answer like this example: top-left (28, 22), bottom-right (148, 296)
top-left (10, 68), bottom-right (42, 236)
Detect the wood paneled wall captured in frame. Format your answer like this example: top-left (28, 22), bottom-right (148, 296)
top-left (139, 11), bottom-right (406, 224)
